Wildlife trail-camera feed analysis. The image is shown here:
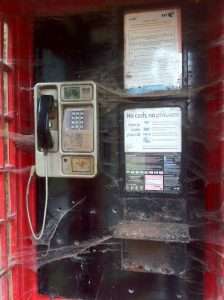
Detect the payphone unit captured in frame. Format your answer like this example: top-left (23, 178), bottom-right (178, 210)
top-left (26, 82), bottom-right (98, 241)
top-left (34, 81), bottom-right (98, 178)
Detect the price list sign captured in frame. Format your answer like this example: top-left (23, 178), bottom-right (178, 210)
top-left (124, 107), bottom-right (182, 193)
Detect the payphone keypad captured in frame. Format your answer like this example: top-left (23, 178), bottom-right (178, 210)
top-left (70, 111), bottom-right (86, 130)
top-left (62, 106), bottom-right (94, 153)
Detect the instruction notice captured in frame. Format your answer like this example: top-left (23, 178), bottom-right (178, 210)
top-left (124, 9), bottom-right (182, 90)
top-left (124, 107), bottom-right (182, 153)
top-left (124, 107), bottom-right (182, 193)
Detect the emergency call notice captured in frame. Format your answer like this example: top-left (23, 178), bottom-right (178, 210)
top-left (124, 107), bottom-right (182, 153)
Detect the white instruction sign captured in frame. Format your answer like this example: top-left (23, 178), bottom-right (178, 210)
top-left (124, 107), bottom-right (182, 153)
top-left (124, 9), bottom-right (182, 89)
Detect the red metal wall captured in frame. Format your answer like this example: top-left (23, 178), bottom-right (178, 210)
top-left (204, 1), bottom-right (224, 299)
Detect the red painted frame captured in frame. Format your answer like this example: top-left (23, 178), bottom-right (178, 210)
top-left (0, 1), bottom-right (223, 300)
top-left (0, 16), bottom-right (19, 300)
top-left (204, 1), bottom-right (224, 299)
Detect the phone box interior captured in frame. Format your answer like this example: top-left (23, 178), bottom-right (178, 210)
top-left (0, 0), bottom-right (223, 300)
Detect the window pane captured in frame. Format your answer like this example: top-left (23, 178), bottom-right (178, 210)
top-left (3, 72), bottom-right (8, 113)
top-left (3, 72), bottom-right (9, 164)
top-left (3, 22), bottom-right (8, 64)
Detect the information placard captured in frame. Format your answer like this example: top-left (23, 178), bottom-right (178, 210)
top-left (124, 107), bottom-right (182, 153)
top-left (124, 107), bottom-right (182, 193)
top-left (124, 9), bottom-right (182, 90)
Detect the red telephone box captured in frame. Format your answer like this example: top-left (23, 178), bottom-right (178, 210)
top-left (0, 1), bottom-right (223, 300)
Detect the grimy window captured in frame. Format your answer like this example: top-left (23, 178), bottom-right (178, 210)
top-left (0, 19), bottom-right (17, 300)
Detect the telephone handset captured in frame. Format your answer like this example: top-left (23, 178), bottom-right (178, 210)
top-left (27, 95), bottom-right (54, 241)
top-left (34, 82), bottom-right (98, 178)
top-left (37, 95), bottom-right (54, 152)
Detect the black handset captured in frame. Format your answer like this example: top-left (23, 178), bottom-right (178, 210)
top-left (37, 95), bottom-right (54, 151)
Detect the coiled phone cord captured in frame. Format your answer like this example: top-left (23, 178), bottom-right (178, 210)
top-left (26, 154), bottom-right (49, 241)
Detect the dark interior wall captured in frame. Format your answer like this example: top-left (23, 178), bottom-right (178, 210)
top-left (35, 10), bottom-right (123, 89)
top-left (34, 1), bottom-right (209, 89)
top-left (34, 2), bottom-right (208, 299)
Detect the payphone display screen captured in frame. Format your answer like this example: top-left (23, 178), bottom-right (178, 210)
top-left (124, 107), bottom-right (182, 193)
top-left (64, 86), bottom-right (80, 99)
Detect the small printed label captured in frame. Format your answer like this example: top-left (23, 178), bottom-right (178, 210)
top-left (145, 175), bottom-right (164, 191)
